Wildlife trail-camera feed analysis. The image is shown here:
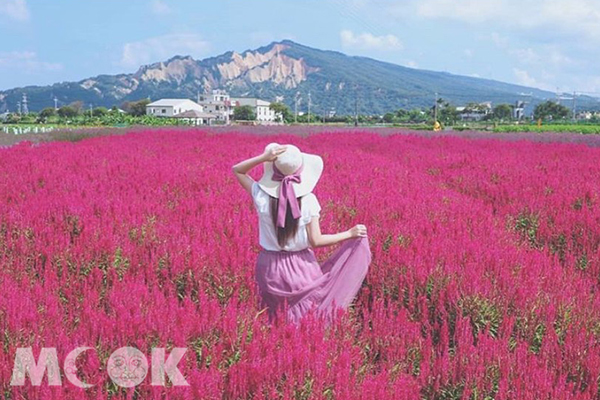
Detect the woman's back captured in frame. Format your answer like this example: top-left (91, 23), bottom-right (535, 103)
top-left (251, 181), bottom-right (321, 251)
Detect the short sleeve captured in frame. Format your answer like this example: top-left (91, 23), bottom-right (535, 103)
top-left (251, 181), bottom-right (269, 213)
top-left (301, 193), bottom-right (321, 225)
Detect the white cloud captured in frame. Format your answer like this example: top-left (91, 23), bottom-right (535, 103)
top-left (120, 33), bottom-right (210, 68)
top-left (513, 68), bottom-right (538, 87)
top-left (405, 60), bottom-right (418, 68)
top-left (415, 0), bottom-right (600, 43)
top-left (417, 0), bottom-right (504, 23)
top-left (512, 68), bottom-right (553, 91)
top-left (330, 0), bottom-right (600, 93)
top-left (340, 29), bottom-right (403, 51)
top-left (0, 51), bottom-right (62, 72)
top-left (463, 49), bottom-right (473, 58)
top-left (0, 0), bottom-right (29, 21)
top-left (151, 0), bottom-right (171, 15)
top-left (489, 32), bottom-right (575, 68)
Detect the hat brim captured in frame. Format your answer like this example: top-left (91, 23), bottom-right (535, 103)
top-left (257, 152), bottom-right (323, 198)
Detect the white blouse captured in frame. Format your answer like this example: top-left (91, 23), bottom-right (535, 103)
top-left (251, 181), bottom-right (322, 251)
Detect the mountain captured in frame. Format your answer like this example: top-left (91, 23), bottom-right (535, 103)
top-left (1, 40), bottom-right (598, 115)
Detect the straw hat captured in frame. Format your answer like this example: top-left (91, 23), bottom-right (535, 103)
top-left (257, 142), bottom-right (323, 198)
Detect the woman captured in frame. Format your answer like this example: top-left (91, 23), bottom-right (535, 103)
top-left (232, 142), bottom-right (372, 326)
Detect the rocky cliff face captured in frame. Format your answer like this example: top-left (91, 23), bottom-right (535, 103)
top-left (68, 43), bottom-right (317, 103)
top-left (216, 43), bottom-right (318, 89)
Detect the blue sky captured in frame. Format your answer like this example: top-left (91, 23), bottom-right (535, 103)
top-left (1, 0), bottom-right (600, 96)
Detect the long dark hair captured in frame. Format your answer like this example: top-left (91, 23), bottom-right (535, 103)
top-left (269, 195), bottom-right (303, 248)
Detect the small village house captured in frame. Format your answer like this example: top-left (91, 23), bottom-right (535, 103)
top-left (173, 109), bottom-right (217, 126)
top-left (149, 91), bottom-right (280, 124)
top-left (457, 101), bottom-right (493, 122)
top-left (146, 99), bottom-right (203, 117)
top-left (198, 90), bottom-right (232, 123)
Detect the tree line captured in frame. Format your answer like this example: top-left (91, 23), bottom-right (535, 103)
top-left (2, 97), bottom-right (585, 127)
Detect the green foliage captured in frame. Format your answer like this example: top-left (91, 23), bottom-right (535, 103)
top-left (513, 210), bottom-right (542, 249)
top-left (92, 107), bottom-right (108, 117)
top-left (533, 101), bottom-right (571, 121)
top-left (494, 124), bottom-right (600, 134)
top-left (493, 103), bottom-right (513, 120)
top-left (383, 112), bottom-right (395, 123)
top-left (269, 102), bottom-right (291, 122)
top-left (68, 101), bottom-right (84, 114)
top-left (392, 108), bottom-right (428, 123)
top-left (39, 108), bottom-right (56, 118)
top-left (439, 104), bottom-right (459, 125)
top-left (57, 106), bottom-right (78, 118)
top-left (121, 99), bottom-right (151, 117)
top-left (233, 105), bottom-right (256, 121)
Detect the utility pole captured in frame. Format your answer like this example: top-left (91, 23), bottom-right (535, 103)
top-left (572, 91), bottom-right (577, 122)
top-left (54, 97), bottom-right (58, 110)
top-left (89, 104), bottom-right (93, 117)
top-left (17, 101), bottom-right (21, 115)
top-left (294, 92), bottom-right (300, 123)
top-left (433, 92), bottom-right (439, 123)
top-left (354, 84), bottom-right (358, 127)
top-left (307, 91), bottom-right (311, 124)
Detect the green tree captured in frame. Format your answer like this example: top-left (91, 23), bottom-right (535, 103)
top-left (269, 102), bottom-right (291, 122)
top-left (431, 99), bottom-right (458, 125)
top-left (233, 105), bottom-right (256, 121)
top-left (439, 104), bottom-right (459, 125)
top-left (533, 101), bottom-right (571, 121)
top-left (92, 107), bottom-right (108, 117)
top-left (395, 109), bottom-right (409, 122)
top-left (383, 112), bottom-right (395, 123)
top-left (68, 101), bottom-right (84, 114)
top-left (57, 106), bottom-right (78, 118)
top-left (39, 108), bottom-right (56, 119)
top-left (408, 109), bottom-right (427, 123)
top-left (493, 104), bottom-right (513, 121)
top-left (123, 99), bottom-right (151, 117)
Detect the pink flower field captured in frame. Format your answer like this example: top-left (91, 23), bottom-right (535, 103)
top-left (1, 128), bottom-right (600, 399)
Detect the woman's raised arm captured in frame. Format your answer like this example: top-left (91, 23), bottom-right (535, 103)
top-left (232, 145), bottom-right (287, 194)
top-left (306, 216), bottom-right (367, 248)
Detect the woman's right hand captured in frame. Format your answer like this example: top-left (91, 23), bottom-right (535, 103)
top-left (262, 145), bottom-right (287, 162)
top-left (348, 224), bottom-right (367, 238)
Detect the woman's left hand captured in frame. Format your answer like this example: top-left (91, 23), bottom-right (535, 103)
top-left (262, 145), bottom-right (287, 162)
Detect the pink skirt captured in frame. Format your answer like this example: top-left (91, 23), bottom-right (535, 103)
top-left (255, 237), bottom-right (371, 326)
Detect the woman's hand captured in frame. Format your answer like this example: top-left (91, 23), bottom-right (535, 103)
top-left (262, 145), bottom-right (287, 162)
top-left (348, 224), bottom-right (368, 238)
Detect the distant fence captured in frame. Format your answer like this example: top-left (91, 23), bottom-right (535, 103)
top-left (2, 126), bottom-right (57, 135)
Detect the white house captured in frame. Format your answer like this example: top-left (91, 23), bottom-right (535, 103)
top-left (457, 102), bottom-right (493, 122)
top-left (173, 109), bottom-right (218, 126)
top-left (197, 90), bottom-right (232, 123)
top-left (196, 89), bottom-right (280, 123)
top-left (146, 99), bottom-right (203, 117)
top-left (230, 97), bottom-right (276, 122)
